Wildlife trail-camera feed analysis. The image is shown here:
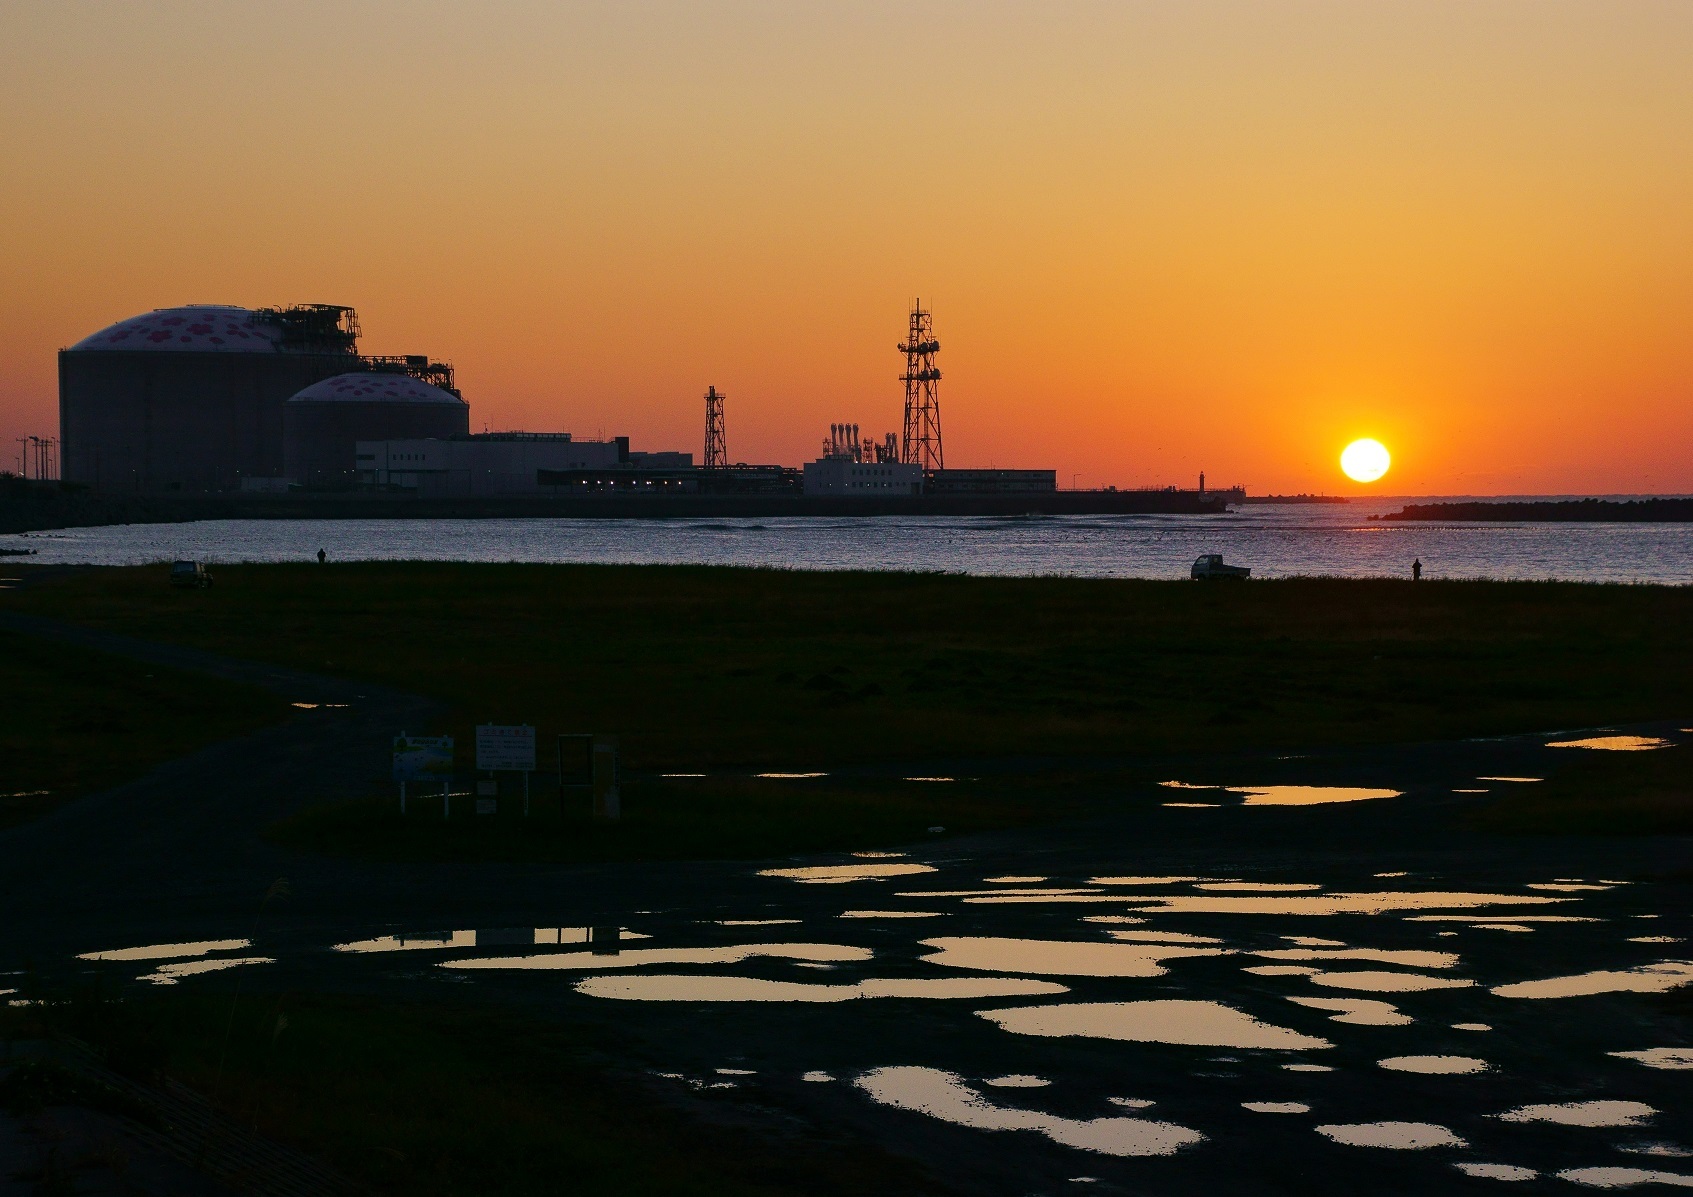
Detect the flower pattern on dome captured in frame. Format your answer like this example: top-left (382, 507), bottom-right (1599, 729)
top-left (287, 372), bottom-right (463, 405)
top-left (69, 307), bottom-right (280, 353)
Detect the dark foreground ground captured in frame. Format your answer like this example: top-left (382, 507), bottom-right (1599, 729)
top-left (1, 567), bottom-right (1689, 1195)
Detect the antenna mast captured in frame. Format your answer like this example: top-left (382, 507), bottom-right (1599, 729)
top-left (899, 300), bottom-right (943, 469)
top-left (703, 385), bottom-right (727, 468)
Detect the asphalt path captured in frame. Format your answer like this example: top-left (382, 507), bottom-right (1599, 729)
top-left (3, 612), bottom-right (1691, 1195)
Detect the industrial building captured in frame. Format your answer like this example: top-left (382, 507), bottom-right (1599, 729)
top-left (58, 304), bottom-right (456, 493)
top-left (802, 423), bottom-right (921, 496)
top-left (286, 373), bottom-right (468, 488)
top-left (358, 433), bottom-right (692, 495)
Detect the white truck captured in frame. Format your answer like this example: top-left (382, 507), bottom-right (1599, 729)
top-left (1191, 554), bottom-right (1250, 580)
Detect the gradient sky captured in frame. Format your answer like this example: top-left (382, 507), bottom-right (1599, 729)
top-left (4, 1), bottom-right (1692, 494)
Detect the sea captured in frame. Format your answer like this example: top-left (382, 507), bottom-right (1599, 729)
top-left (7, 497), bottom-right (1693, 584)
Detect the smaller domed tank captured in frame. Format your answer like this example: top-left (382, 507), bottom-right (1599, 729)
top-left (283, 372), bottom-right (468, 488)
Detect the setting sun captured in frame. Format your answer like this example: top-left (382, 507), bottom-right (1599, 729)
top-left (1340, 439), bottom-right (1391, 483)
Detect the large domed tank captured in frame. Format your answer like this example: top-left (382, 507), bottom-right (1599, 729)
top-left (58, 304), bottom-right (361, 492)
top-left (283, 372), bottom-right (469, 489)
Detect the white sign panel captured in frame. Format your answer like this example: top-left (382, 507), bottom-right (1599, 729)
top-left (393, 734), bottom-right (454, 781)
top-left (476, 724), bottom-right (536, 772)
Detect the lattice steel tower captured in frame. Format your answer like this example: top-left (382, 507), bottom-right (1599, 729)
top-left (899, 301), bottom-right (943, 469)
top-left (703, 385), bottom-right (727, 468)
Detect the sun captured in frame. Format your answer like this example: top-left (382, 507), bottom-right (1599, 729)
top-left (1340, 438), bottom-right (1391, 483)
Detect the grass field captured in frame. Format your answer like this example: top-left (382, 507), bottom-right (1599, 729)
top-left (9, 563), bottom-right (1693, 776)
top-left (1477, 738), bottom-right (1693, 836)
top-left (267, 772), bottom-right (1095, 862)
top-left (3, 992), bottom-right (937, 1196)
top-left (0, 626), bottom-right (285, 826)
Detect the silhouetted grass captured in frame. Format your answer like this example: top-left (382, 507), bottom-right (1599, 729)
top-left (9, 564), bottom-right (1693, 774)
top-left (267, 773), bottom-right (1088, 863)
top-left (0, 627), bottom-right (286, 826)
top-left (3, 992), bottom-right (941, 1197)
top-left (1476, 739), bottom-right (1693, 835)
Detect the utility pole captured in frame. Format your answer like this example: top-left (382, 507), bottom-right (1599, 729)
top-left (703, 386), bottom-right (726, 469)
top-left (899, 300), bottom-right (943, 470)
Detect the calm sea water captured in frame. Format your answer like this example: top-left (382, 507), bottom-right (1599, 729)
top-left (7, 498), bottom-right (1693, 583)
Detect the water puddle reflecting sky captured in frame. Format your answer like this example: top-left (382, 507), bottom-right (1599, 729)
top-left (444, 943), bottom-right (872, 971)
top-left (1498, 1101), bottom-right (1656, 1128)
top-left (1286, 997), bottom-right (1412, 1026)
top-left (1315, 1122), bottom-right (1465, 1150)
top-left (1546, 736), bottom-right (1671, 752)
top-left (855, 1066), bottom-right (1205, 1157)
top-left (1492, 962), bottom-right (1693, 999)
top-left (1377, 1055), bottom-right (1488, 1075)
top-left (759, 863), bottom-right (937, 883)
top-left (140, 957), bottom-right (274, 985)
top-left (1610, 1049), bottom-right (1693, 1071)
top-left (79, 939), bottom-right (251, 961)
top-left (920, 937), bottom-right (1228, 977)
top-left (979, 1000), bottom-right (1332, 1051)
top-left (576, 974), bottom-right (1068, 1003)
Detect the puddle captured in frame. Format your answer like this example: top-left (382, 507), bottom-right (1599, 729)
top-left (1546, 736), bottom-right (1669, 751)
top-left (1197, 882), bottom-right (1324, 892)
top-left (1491, 962), bottom-right (1693, 999)
top-left (1284, 1064), bottom-right (1334, 1072)
top-left (1243, 1102), bottom-right (1311, 1114)
top-left (755, 772), bottom-right (828, 778)
top-left (1088, 876), bottom-right (1201, 886)
top-left (802, 1071), bottom-right (834, 1082)
top-left (79, 939), bottom-right (251, 962)
top-left (1629, 937), bottom-right (1684, 945)
top-left (758, 863), bottom-right (937, 884)
top-left (1163, 802), bottom-right (1220, 808)
top-left (1479, 777), bottom-right (1542, 783)
top-left (1406, 915), bottom-right (1598, 924)
top-left (1283, 936), bottom-right (1347, 947)
top-left (1453, 1023), bottom-right (1492, 1032)
top-left (1090, 891), bottom-right (1567, 916)
top-left (1108, 931), bottom-right (1224, 945)
top-left (838, 911), bottom-right (945, 919)
top-left (1378, 1055), bottom-right (1488, 1075)
top-left (1527, 883), bottom-right (1613, 892)
top-left (1286, 997), bottom-right (1412, 1026)
top-left (852, 851), bottom-right (907, 859)
top-left (1619, 1144), bottom-right (1693, 1159)
top-left (1109, 1097), bottom-right (1155, 1109)
top-left (1255, 948), bottom-right (1459, 969)
top-left (1246, 965), bottom-right (1321, 976)
top-left (1557, 1166), bottom-right (1693, 1189)
top-left (1315, 1122), bottom-right (1465, 1150)
top-left (1456, 1163), bottom-right (1537, 1181)
top-left (919, 937), bottom-right (1227, 977)
top-left (576, 975), bottom-right (1068, 1003)
top-left (985, 1075), bottom-right (1050, 1088)
top-left (979, 1000), bottom-right (1332, 1050)
top-left (986, 876), bottom-right (1047, 884)
top-left (855, 1066), bottom-right (1204, 1157)
top-left (715, 919), bottom-right (803, 927)
top-left (1083, 917), bottom-right (1148, 926)
top-left (1471, 924), bottom-right (1535, 933)
top-left (1498, 1101), bottom-right (1655, 1128)
top-left (1308, 970), bottom-right (1474, 993)
top-left (445, 943), bottom-right (873, 971)
top-left (901, 889), bottom-right (1092, 898)
top-left (1610, 1049), bottom-right (1693, 1071)
top-left (140, 957), bottom-right (274, 985)
top-left (1238, 786), bottom-right (1401, 806)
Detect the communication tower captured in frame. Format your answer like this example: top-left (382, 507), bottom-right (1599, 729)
top-left (704, 385), bottom-right (727, 468)
top-left (899, 301), bottom-right (943, 469)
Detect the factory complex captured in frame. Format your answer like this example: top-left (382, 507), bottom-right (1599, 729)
top-left (50, 300), bottom-right (1230, 515)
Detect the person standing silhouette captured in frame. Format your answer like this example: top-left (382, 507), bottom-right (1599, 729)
top-left (317, 548), bottom-right (327, 565)
top-left (1412, 558), bottom-right (1422, 581)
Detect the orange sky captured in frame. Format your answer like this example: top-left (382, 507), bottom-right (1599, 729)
top-left (4, 1), bottom-right (1692, 494)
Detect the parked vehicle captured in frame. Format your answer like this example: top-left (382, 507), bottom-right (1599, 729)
top-left (1191, 554), bottom-right (1250, 580)
top-left (169, 560), bottom-right (213, 589)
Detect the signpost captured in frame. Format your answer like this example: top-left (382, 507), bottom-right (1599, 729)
top-left (476, 724), bottom-right (537, 814)
top-left (393, 733), bottom-right (454, 816)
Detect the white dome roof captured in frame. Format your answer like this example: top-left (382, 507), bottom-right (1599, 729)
top-left (287, 372), bottom-right (464, 405)
top-left (68, 306), bottom-right (285, 352)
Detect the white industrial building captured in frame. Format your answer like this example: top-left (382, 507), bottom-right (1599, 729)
top-left (801, 422), bottom-right (922, 496)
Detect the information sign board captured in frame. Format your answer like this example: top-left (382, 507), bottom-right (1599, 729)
top-left (476, 724), bottom-right (536, 772)
top-left (393, 734), bottom-right (454, 781)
